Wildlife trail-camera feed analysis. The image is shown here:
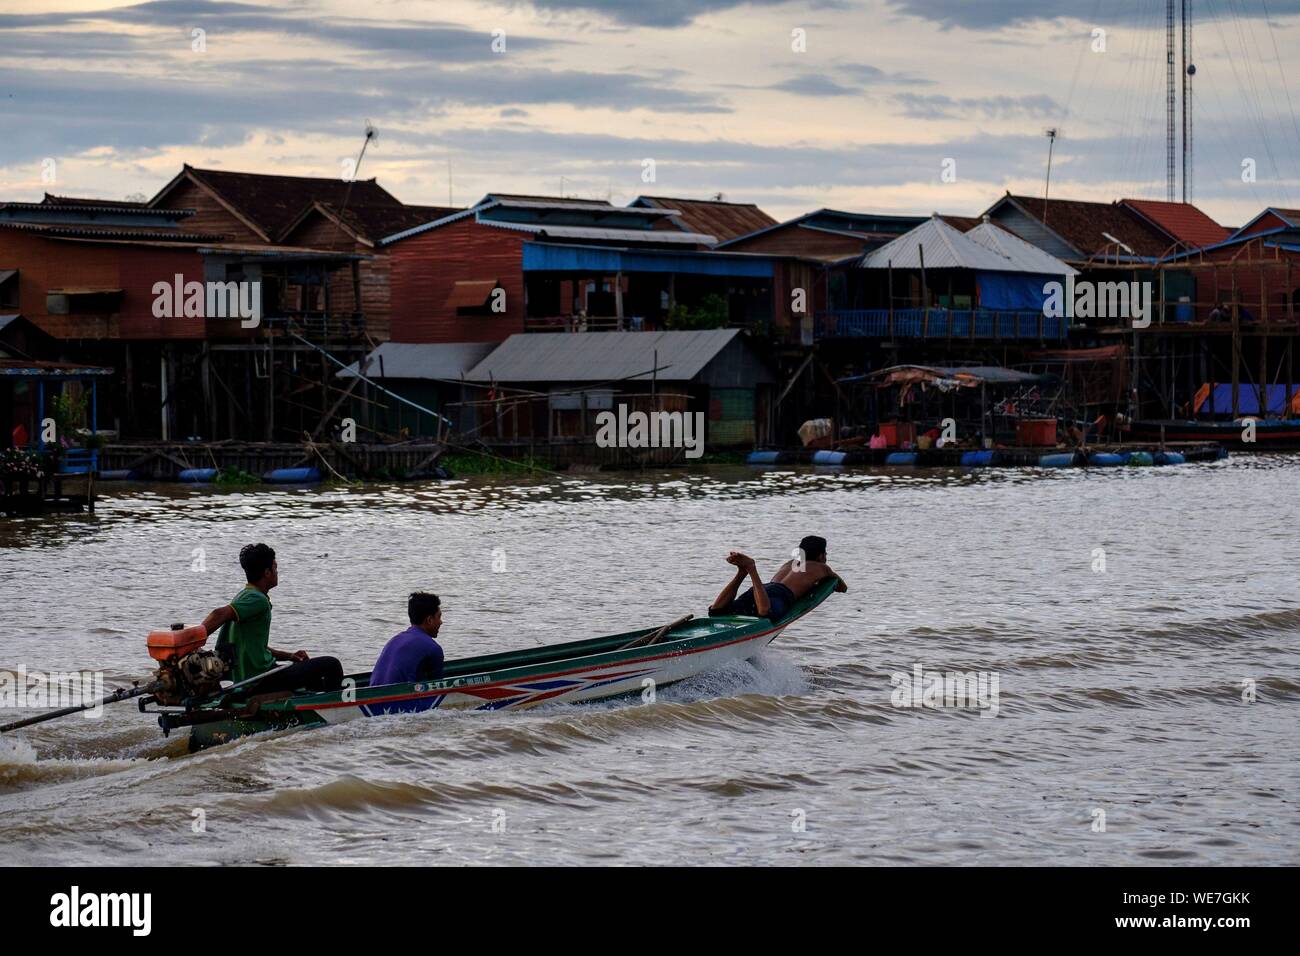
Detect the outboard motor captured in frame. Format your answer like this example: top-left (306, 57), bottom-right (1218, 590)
top-left (146, 623), bottom-right (228, 705)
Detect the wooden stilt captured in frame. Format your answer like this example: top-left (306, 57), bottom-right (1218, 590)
top-left (1288, 335), bottom-right (1295, 420)
top-left (1231, 277), bottom-right (1241, 419)
top-left (1259, 331), bottom-right (1269, 420)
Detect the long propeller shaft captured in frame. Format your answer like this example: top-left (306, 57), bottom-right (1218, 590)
top-left (0, 681), bottom-right (161, 733)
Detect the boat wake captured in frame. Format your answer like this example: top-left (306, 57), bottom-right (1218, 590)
top-left (0, 735), bottom-right (150, 794)
top-left (1139, 606), bottom-right (1300, 644)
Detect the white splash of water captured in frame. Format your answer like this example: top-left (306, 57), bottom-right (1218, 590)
top-left (0, 735), bottom-right (40, 766)
top-left (659, 649), bottom-right (810, 703)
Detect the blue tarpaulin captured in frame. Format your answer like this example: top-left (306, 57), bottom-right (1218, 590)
top-left (522, 242), bottom-right (774, 277)
top-left (976, 272), bottom-right (1056, 311)
top-left (1196, 383), bottom-right (1300, 415)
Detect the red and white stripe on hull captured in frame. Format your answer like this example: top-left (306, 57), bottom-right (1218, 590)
top-left (310, 623), bottom-right (789, 724)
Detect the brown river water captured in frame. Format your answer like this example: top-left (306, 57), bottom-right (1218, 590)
top-left (1, 457), bottom-right (1298, 865)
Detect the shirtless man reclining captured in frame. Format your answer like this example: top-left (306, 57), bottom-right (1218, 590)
top-left (708, 535), bottom-right (847, 622)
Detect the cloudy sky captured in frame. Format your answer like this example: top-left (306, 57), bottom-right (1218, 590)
top-left (2, 0), bottom-right (1299, 227)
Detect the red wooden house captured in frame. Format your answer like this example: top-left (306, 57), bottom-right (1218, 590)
top-left (278, 200), bottom-right (459, 340)
top-left (380, 194), bottom-right (735, 344)
top-left (0, 189), bottom-right (366, 440)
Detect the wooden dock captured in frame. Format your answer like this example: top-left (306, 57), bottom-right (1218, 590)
top-left (471, 439), bottom-right (699, 469)
top-left (1, 473), bottom-right (96, 516)
top-left (98, 441), bottom-right (447, 481)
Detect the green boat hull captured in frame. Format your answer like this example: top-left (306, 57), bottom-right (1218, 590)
top-left (174, 579), bottom-right (839, 751)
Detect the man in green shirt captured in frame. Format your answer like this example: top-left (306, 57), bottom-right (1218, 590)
top-left (201, 543), bottom-right (343, 695)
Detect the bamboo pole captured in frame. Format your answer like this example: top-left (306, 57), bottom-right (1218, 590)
top-left (1212, 265), bottom-right (1219, 321)
top-left (919, 244), bottom-right (928, 338)
top-left (887, 259), bottom-right (895, 339)
top-left (267, 335), bottom-right (275, 442)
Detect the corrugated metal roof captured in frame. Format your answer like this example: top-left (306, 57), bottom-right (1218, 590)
top-left (858, 216), bottom-right (1022, 271)
top-left (1, 198), bottom-right (183, 216)
top-left (1217, 207), bottom-right (1300, 242)
top-left (337, 342), bottom-right (498, 381)
top-left (999, 194), bottom-right (1170, 260)
top-left (486, 221), bottom-right (716, 245)
top-left (965, 221), bottom-right (1078, 275)
top-left (490, 196), bottom-right (675, 217)
top-left (482, 193), bottom-right (619, 208)
top-left (717, 207), bottom-right (925, 249)
top-left (0, 221), bottom-right (225, 243)
top-left (1120, 199), bottom-right (1231, 248)
top-left (379, 199), bottom-right (686, 247)
top-left (464, 329), bottom-right (741, 383)
top-left (631, 196), bottom-right (777, 243)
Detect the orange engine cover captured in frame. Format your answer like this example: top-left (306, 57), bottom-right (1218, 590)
top-left (147, 625), bottom-right (208, 662)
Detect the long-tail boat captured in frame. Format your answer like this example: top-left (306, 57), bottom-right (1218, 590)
top-left (1, 579), bottom-right (840, 752)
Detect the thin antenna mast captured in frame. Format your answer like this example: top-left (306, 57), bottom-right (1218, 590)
top-left (1167, 0), bottom-right (1176, 202)
top-left (1044, 128), bottom-right (1058, 222)
top-left (328, 121), bottom-right (376, 249)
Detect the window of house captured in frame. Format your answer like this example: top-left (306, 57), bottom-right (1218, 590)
top-left (45, 288), bottom-right (123, 314)
top-left (0, 269), bottom-right (17, 309)
top-left (446, 279), bottom-right (502, 316)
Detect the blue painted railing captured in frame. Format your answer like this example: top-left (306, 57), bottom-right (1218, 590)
top-left (57, 449), bottom-right (99, 475)
top-left (815, 309), bottom-right (1068, 340)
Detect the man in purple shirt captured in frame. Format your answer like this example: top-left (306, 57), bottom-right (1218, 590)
top-left (366, 592), bottom-right (446, 715)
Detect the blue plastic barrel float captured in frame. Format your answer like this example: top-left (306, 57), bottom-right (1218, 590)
top-left (1037, 452), bottom-right (1076, 468)
top-left (959, 450), bottom-right (995, 467)
top-left (1153, 451), bottom-right (1186, 466)
top-left (884, 452), bottom-right (918, 465)
top-left (746, 451), bottom-right (782, 465)
top-left (263, 467), bottom-right (322, 484)
top-left (1122, 451), bottom-right (1154, 466)
top-left (98, 469), bottom-right (137, 481)
top-left (178, 468), bottom-right (218, 482)
top-left (811, 450), bottom-right (847, 465)
top-left (1088, 452), bottom-right (1124, 467)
